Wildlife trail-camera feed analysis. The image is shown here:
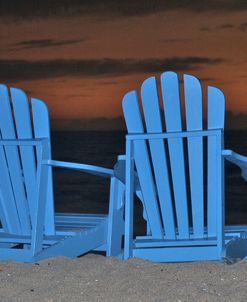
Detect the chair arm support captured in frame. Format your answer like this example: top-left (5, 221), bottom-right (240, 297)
top-left (222, 150), bottom-right (247, 181)
top-left (113, 158), bottom-right (140, 190)
top-left (42, 160), bottom-right (113, 178)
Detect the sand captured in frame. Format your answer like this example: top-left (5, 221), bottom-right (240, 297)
top-left (0, 254), bottom-right (247, 302)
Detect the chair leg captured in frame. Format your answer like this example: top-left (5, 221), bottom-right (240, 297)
top-left (106, 177), bottom-right (125, 257)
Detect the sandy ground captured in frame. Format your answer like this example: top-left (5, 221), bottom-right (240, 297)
top-left (0, 254), bottom-right (247, 302)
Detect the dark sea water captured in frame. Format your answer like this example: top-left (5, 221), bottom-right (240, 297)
top-left (51, 130), bottom-right (247, 227)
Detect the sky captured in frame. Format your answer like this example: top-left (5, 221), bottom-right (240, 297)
top-left (0, 0), bottom-right (246, 130)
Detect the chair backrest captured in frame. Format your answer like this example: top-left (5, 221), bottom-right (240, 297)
top-left (0, 85), bottom-right (55, 235)
top-left (122, 71), bottom-right (225, 241)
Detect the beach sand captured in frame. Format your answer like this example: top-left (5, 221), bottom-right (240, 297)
top-left (0, 254), bottom-right (247, 302)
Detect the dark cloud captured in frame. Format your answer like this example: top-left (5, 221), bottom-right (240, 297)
top-left (238, 22), bottom-right (247, 32)
top-left (98, 80), bottom-right (119, 85)
top-left (180, 77), bottom-right (216, 83)
top-left (200, 23), bottom-right (235, 32)
top-left (14, 38), bottom-right (86, 49)
top-left (218, 24), bottom-right (235, 29)
top-left (0, 57), bottom-right (224, 82)
top-left (240, 74), bottom-right (247, 79)
top-left (199, 77), bottom-right (216, 82)
top-left (0, 0), bottom-right (246, 19)
top-left (159, 38), bottom-right (191, 43)
top-left (200, 27), bottom-right (211, 32)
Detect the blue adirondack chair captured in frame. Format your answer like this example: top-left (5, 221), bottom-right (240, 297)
top-left (122, 71), bottom-right (247, 262)
top-left (0, 84), bottom-right (124, 262)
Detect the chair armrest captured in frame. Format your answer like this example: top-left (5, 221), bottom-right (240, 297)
top-left (117, 154), bottom-right (126, 161)
top-left (42, 159), bottom-right (113, 178)
top-left (222, 150), bottom-right (247, 181)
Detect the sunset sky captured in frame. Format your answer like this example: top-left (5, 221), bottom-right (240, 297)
top-left (0, 1), bottom-right (246, 129)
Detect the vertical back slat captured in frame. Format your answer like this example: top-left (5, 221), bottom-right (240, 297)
top-left (207, 86), bottom-right (225, 237)
top-left (141, 77), bottom-right (176, 239)
top-left (31, 98), bottom-right (55, 235)
top-left (122, 91), bottom-right (163, 239)
top-left (0, 147), bottom-right (22, 234)
top-left (0, 85), bottom-right (31, 234)
top-left (160, 71), bottom-right (189, 239)
top-left (11, 88), bottom-right (37, 226)
top-left (0, 94), bottom-right (21, 231)
top-left (184, 74), bottom-right (204, 238)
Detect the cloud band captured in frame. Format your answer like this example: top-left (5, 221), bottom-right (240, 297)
top-left (0, 57), bottom-right (224, 81)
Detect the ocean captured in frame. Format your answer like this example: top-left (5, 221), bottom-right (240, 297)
top-left (51, 130), bottom-right (247, 229)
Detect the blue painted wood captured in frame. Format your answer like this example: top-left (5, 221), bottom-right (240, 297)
top-left (1, 75), bottom-right (246, 263)
top-left (34, 220), bottom-right (108, 261)
top-left (0, 219), bottom-right (107, 262)
top-left (215, 134), bottom-right (224, 259)
top-left (133, 246), bottom-right (220, 262)
top-left (208, 87), bottom-right (225, 130)
top-left (0, 139), bottom-right (113, 247)
top-left (0, 85), bottom-right (31, 234)
top-left (122, 90), bottom-right (163, 238)
top-left (0, 87), bottom-right (21, 234)
top-left (207, 87), bottom-right (225, 237)
top-left (31, 143), bottom-right (49, 255)
top-left (141, 76), bottom-right (176, 239)
top-left (113, 155), bottom-right (149, 229)
top-left (31, 98), bottom-right (55, 235)
top-left (46, 160), bottom-right (113, 177)
top-left (223, 150), bottom-right (247, 181)
top-left (0, 138), bottom-right (46, 146)
top-left (0, 233), bottom-right (64, 244)
top-left (55, 213), bottom-right (108, 224)
top-left (106, 177), bottom-right (125, 256)
top-left (0, 129), bottom-right (22, 234)
top-left (124, 139), bottom-right (135, 259)
top-left (160, 71), bottom-right (189, 239)
top-left (0, 249), bottom-right (33, 262)
top-left (126, 129), bottom-right (220, 140)
top-left (135, 238), bottom-right (217, 248)
top-left (0, 176), bottom-right (21, 234)
top-left (184, 74), bottom-right (204, 238)
top-left (0, 84), bottom-right (123, 262)
top-left (121, 71), bottom-right (247, 263)
top-left (11, 88), bottom-right (37, 226)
